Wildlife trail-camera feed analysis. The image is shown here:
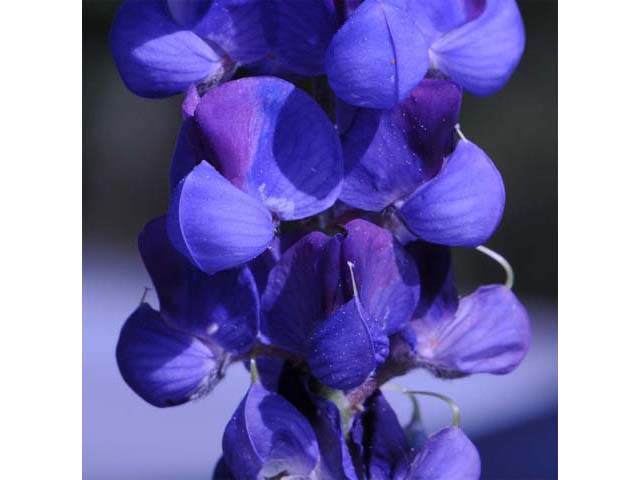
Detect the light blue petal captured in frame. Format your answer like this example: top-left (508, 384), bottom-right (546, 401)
top-left (167, 162), bottom-right (274, 273)
top-left (430, 0), bottom-right (525, 95)
top-left (326, 0), bottom-right (430, 108)
top-left (399, 140), bottom-right (505, 247)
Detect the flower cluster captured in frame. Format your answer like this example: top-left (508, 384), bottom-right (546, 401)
top-left (111, 1), bottom-right (531, 478)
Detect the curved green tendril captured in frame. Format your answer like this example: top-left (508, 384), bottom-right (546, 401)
top-left (405, 390), bottom-right (461, 428)
top-left (383, 384), bottom-right (461, 428)
top-left (476, 244), bottom-right (515, 289)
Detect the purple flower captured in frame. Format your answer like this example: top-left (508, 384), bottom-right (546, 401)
top-left (110, 0), bottom-right (338, 98)
top-left (222, 380), bottom-right (320, 478)
top-left (350, 391), bottom-right (411, 479)
top-left (351, 391), bottom-right (480, 480)
top-left (116, 216), bottom-right (259, 407)
top-left (412, 0), bottom-right (526, 96)
top-left (341, 78), bottom-right (505, 247)
top-left (326, 0), bottom-right (525, 108)
top-left (167, 76), bottom-right (343, 273)
top-left (109, 1), bottom-right (532, 475)
top-left (403, 243), bottom-right (531, 377)
top-left (274, 364), bottom-right (359, 479)
top-left (326, 0), bottom-right (431, 109)
top-left (262, 219), bottom-right (420, 389)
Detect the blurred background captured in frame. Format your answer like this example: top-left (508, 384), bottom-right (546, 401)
top-left (83, 1), bottom-right (558, 478)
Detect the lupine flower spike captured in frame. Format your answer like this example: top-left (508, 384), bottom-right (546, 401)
top-left (110, 0), bottom-right (530, 477)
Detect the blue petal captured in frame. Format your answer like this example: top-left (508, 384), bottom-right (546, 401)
top-left (336, 98), bottom-right (359, 135)
top-left (308, 395), bottom-right (359, 480)
top-left (167, 0), bottom-right (212, 28)
top-left (140, 216), bottom-right (259, 354)
top-left (429, 0), bottom-right (525, 95)
top-left (138, 216), bottom-right (188, 318)
top-left (342, 219), bottom-right (420, 335)
top-left (406, 242), bottom-right (459, 326)
top-left (272, 0), bottom-right (338, 76)
top-left (184, 265), bottom-right (259, 353)
top-left (243, 55), bottom-right (301, 79)
top-left (261, 232), bottom-right (335, 355)
top-left (222, 382), bottom-right (319, 479)
top-left (110, 0), bottom-right (221, 98)
top-left (274, 366), bottom-right (358, 480)
top-left (194, 77), bottom-right (343, 219)
top-left (340, 79), bottom-right (462, 211)
top-left (351, 391), bottom-right (411, 479)
top-left (253, 356), bottom-right (286, 391)
top-left (116, 304), bottom-right (221, 408)
top-left (248, 237), bottom-right (281, 296)
top-left (326, 0), bottom-right (430, 108)
top-left (193, 0), bottom-right (271, 64)
top-left (169, 123), bottom-right (199, 192)
top-left (212, 456), bottom-right (235, 479)
top-left (167, 161), bottom-right (274, 273)
top-left (406, 427), bottom-right (481, 479)
top-left (406, 0), bottom-right (476, 44)
top-left (307, 298), bottom-right (389, 390)
top-left (415, 285), bottom-right (530, 376)
top-left (399, 140), bottom-right (505, 247)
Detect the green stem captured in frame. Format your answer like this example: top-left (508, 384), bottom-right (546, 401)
top-left (249, 357), bottom-right (259, 384)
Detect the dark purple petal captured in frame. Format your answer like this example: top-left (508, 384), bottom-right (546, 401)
top-left (185, 265), bottom-right (258, 353)
top-left (273, 365), bottom-right (358, 479)
top-left (140, 216), bottom-right (259, 353)
top-left (342, 219), bottom-right (420, 334)
top-left (253, 356), bottom-right (286, 392)
top-left (222, 383), bottom-right (319, 479)
top-left (336, 98), bottom-right (359, 135)
top-left (350, 391), bottom-right (410, 479)
top-left (307, 298), bottom-right (389, 390)
top-left (138, 216), bottom-right (188, 318)
top-left (194, 77), bottom-right (343, 219)
top-left (110, 0), bottom-right (220, 98)
top-left (261, 232), bottom-right (335, 355)
top-left (309, 395), bottom-right (359, 480)
top-left (415, 285), bottom-right (530, 376)
top-left (193, 0), bottom-right (271, 64)
top-left (243, 55), bottom-right (300, 79)
top-left (406, 242), bottom-right (459, 326)
top-left (172, 89), bottom-right (207, 190)
top-left (212, 456), bottom-right (235, 479)
top-left (169, 123), bottom-right (199, 191)
top-left (399, 140), bottom-right (505, 247)
top-left (167, 0), bottom-right (212, 28)
top-left (248, 237), bottom-right (281, 296)
top-left (430, 0), bottom-right (525, 95)
top-left (406, 427), bottom-right (481, 479)
top-left (116, 304), bottom-right (222, 408)
top-left (272, 0), bottom-right (338, 76)
top-left (326, 0), bottom-right (430, 108)
top-left (167, 161), bottom-right (274, 274)
top-left (340, 79), bottom-right (462, 211)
